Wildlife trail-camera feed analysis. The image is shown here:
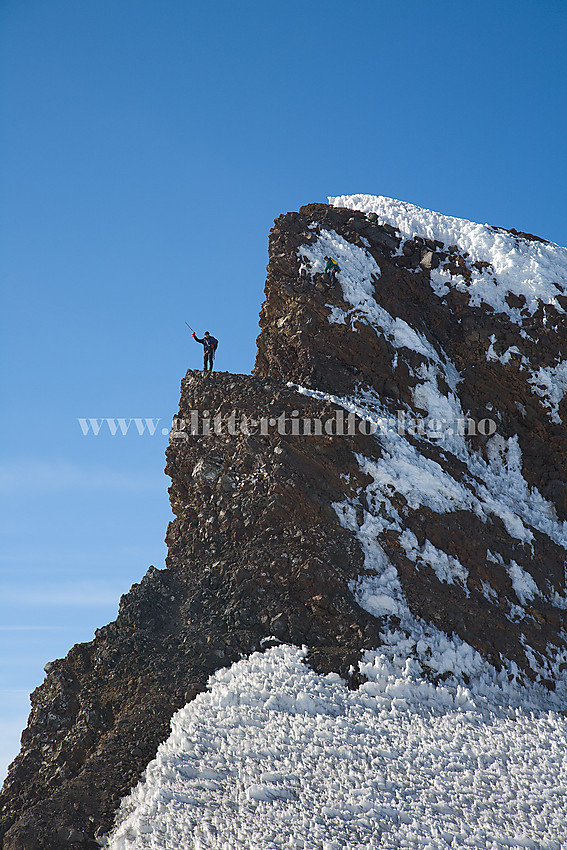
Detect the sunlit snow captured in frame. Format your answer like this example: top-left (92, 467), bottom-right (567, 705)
top-left (104, 645), bottom-right (567, 850)
top-left (330, 194), bottom-right (567, 323)
top-left (529, 361), bottom-right (567, 424)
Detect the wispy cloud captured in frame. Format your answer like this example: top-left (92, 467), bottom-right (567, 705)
top-left (0, 542), bottom-right (166, 566)
top-left (0, 689), bottom-right (32, 697)
top-left (0, 717), bottom-right (30, 784)
top-left (0, 460), bottom-right (165, 494)
top-left (0, 625), bottom-right (67, 631)
top-left (0, 584), bottom-right (121, 606)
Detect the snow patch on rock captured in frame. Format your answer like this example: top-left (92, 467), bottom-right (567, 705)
top-left (529, 361), bottom-right (567, 423)
top-left (331, 194), bottom-right (567, 324)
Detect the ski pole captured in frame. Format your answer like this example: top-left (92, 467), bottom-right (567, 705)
top-left (185, 321), bottom-right (196, 333)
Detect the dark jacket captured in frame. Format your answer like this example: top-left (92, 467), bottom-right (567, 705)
top-left (194, 335), bottom-right (218, 355)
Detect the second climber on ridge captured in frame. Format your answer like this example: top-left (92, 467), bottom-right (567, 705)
top-left (192, 330), bottom-right (219, 372)
top-left (324, 256), bottom-right (340, 284)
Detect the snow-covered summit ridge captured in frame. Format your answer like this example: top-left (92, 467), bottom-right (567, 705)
top-left (330, 193), bottom-right (567, 320)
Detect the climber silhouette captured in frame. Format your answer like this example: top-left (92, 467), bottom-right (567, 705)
top-left (192, 331), bottom-right (218, 372)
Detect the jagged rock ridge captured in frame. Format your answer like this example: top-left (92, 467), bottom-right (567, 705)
top-left (2, 196), bottom-right (567, 849)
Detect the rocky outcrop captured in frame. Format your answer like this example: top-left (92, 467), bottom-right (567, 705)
top-left (257, 203), bottom-right (567, 517)
top-left (2, 200), bottom-right (567, 849)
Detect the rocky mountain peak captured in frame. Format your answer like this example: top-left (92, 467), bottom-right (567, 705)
top-left (2, 197), bottom-right (567, 849)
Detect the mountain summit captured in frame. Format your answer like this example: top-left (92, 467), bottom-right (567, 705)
top-left (2, 196), bottom-right (567, 849)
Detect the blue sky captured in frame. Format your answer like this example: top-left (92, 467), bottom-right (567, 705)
top-left (1, 0), bottom-right (566, 781)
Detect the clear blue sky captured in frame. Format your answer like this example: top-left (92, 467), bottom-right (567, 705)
top-left (1, 0), bottom-right (566, 780)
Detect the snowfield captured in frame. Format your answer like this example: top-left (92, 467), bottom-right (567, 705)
top-left (104, 645), bottom-right (567, 850)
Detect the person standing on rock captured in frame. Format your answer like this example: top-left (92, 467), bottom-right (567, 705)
top-left (324, 256), bottom-right (340, 284)
top-left (192, 330), bottom-right (218, 372)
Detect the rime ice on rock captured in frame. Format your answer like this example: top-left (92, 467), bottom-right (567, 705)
top-left (331, 193), bottom-right (567, 323)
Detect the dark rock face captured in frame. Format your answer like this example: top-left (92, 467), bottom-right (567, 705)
top-left (2, 201), bottom-right (567, 849)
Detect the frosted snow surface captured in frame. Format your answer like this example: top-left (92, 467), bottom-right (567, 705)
top-left (330, 194), bottom-right (567, 323)
top-left (529, 361), bottom-right (567, 424)
top-left (105, 645), bottom-right (567, 850)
